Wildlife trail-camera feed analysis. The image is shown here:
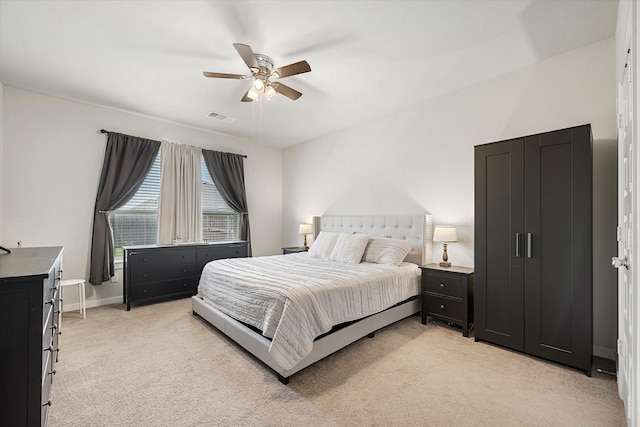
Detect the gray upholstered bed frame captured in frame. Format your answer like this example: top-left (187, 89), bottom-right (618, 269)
top-left (191, 214), bottom-right (433, 384)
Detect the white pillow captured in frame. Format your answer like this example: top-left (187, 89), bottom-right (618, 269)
top-left (329, 232), bottom-right (370, 264)
top-left (308, 231), bottom-right (338, 259)
top-left (362, 236), bottom-right (415, 266)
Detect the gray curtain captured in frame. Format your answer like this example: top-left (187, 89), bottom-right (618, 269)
top-left (202, 150), bottom-right (252, 256)
top-left (89, 132), bottom-right (161, 285)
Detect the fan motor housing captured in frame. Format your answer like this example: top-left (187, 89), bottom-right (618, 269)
top-left (253, 54), bottom-right (274, 78)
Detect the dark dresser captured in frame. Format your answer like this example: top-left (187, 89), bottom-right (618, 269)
top-left (123, 241), bottom-right (248, 310)
top-left (0, 246), bottom-right (63, 427)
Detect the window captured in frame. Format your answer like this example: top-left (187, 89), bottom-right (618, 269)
top-left (201, 156), bottom-right (240, 242)
top-left (109, 151), bottom-right (240, 259)
top-left (109, 152), bottom-right (161, 257)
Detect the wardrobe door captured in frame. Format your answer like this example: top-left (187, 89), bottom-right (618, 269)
top-left (474, 139), bottom-right (525, 350)
top-left (523, 125), bottom-right (592, 373)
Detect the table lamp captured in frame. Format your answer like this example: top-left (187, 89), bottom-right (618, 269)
top-left (299, 223), bottom-right (312, 249)
top-left (433, 225), bottom-right (457, 267)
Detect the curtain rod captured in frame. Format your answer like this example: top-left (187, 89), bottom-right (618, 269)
top-left (99, 129), bottom-right (247, 158)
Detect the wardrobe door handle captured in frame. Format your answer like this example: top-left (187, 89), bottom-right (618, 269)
top-left (515, 233), bottom-right (521, 258)
top-left (527, 233), bottom-right (532, 258)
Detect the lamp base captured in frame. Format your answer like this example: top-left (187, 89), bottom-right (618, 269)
top-left (439, 261), bottom-right (452, 268)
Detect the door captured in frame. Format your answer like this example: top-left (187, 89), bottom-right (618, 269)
top-left (614, 41), bottom-right (636, 426)
top-left (474, 139), bottom-right (525, 350)
top-left (524, 126), bottom-right (592, 374)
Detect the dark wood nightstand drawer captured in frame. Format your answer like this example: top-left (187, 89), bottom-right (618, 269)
top-left (282, 247), bottom-right (309, 254)
top-left (425, 295), bottom-right (463, 321)
top-left (424, 273), bottom-right (464, 298)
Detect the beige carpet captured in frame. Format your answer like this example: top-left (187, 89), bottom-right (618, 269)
top-left (48, 298), bottom-right (626, 427)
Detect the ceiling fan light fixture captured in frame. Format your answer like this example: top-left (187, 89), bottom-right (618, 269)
top-left (253, 78), bottom-right (265, 92)
top-left (247, 88), bottom-right (260, 100)
top-left (265, 85), bottom-right (277, 100)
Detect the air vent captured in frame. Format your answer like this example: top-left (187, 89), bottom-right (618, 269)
top-left (207, 111), bottom-right (236, 123)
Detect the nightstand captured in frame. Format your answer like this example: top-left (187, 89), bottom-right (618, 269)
top-left (420, 263), bottom-right (474, 337)
top-left (282, 246), bottom-right (308, 255)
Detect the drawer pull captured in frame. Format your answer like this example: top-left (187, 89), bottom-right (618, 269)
top-left (50, 369), bottom-right (57, 376)
top-left (439, 283), bottom-right (445, 288)
top-left (50, 324), bottom-right (58, 332)
top-left (44, 345), bottom-right (53, 352)
top-left (42, 400), bottom-right (52, 407)
top-left (440, 304), bottom-right (445, 309)
top-left (45, 300), bottom-right (54, 306)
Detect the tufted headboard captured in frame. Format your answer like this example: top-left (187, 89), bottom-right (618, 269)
top-left (311, 214), bottom-right (433, 266)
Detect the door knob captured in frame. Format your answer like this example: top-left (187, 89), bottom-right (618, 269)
top-left (612, 256), bottom-right (629, 269)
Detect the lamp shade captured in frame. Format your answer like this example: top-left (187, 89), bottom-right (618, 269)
top-left (298, 223), bottom-right (312, 234)
top-left (433, 225), bottom-right (457, 242)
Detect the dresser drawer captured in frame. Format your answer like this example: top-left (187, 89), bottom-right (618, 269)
top-left (197, 243), bottom-right (248, 270)
top-left (129, 248), bottom-right (197, 284)
top-left (42, 269), bottom-right (57, 304)
top-left (41, 350), bottom-right (53, 420)
top-left (42, 305), bottom-right (54, 376)
top-left (425, 294), bottom-right (463, 322)
top-left (130, 277), bottom-right (199, 300)
top-left (424, 273), bottom-right (464, 298)
top-left (52, 292), bottom-right (61, 367)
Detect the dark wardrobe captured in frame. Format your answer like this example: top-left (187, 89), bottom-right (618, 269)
top-left (474, 124), bottom-right (592, 375)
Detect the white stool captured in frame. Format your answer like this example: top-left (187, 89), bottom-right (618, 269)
top-left (60, 279), bottom-right (86, 319)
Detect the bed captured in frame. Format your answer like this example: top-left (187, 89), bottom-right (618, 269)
top-left (191, 214), bottom-right (433, 384)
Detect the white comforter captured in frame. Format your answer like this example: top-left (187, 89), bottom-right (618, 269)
top-left (197, 252), bottom-right (420, 370)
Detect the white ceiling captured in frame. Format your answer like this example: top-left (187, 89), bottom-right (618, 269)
top-left (0, 1), bottom-right (618, 149)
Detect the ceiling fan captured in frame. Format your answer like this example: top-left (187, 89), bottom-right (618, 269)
top-left (203, 43), bottom-right (311, 102)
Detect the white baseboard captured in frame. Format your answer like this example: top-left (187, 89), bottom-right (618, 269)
top-left (593, 345), bottom-right (616, 360)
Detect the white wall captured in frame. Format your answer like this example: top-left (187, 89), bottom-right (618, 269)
top-left (283, 38), bottom-right (618, 357)
top-left (0, 81), bottom-right (3, 245)
top-left (2, 87), bottom-right (283, 307)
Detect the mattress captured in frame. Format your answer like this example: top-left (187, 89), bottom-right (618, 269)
top-left (197, 252), bottom-right (421, 370)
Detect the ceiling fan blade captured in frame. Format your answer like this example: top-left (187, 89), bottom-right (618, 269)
top-left (233, 43), bottom-right (259, 70)
top-left (241, 89), bottom-right (254, 102)
top-left (273, 60), bottom-right (311, 79)
top-left (273, 82), bottom-right (302, 100)
top-left (203, 71), bottom-right (247, 79)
